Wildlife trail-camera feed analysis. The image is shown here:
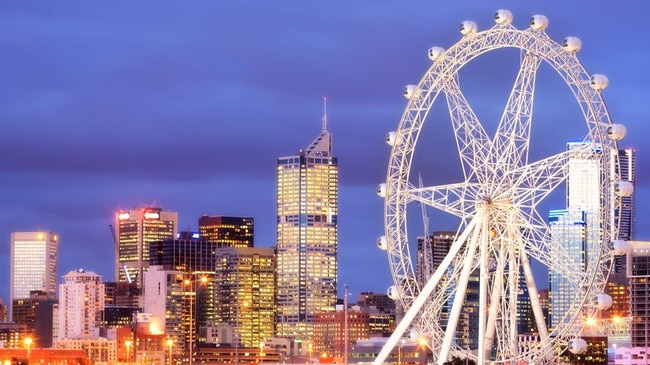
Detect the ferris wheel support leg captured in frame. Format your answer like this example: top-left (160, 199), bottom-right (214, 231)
top-left (521, 249), bottom-right (550, 342)
top-left (478, 214), bottom-right (489, 365)
top-left (372, 216), bottom-right (479, 365)
top-left (483, 247), bottom-right (506, 357)
top-left (438, 224), bottom-right (482, 364)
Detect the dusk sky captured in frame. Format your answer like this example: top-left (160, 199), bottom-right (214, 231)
top-left (1, 1), bottom-right (649, 304)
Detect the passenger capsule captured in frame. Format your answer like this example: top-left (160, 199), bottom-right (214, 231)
top-left (386, 131), bottom-right (401, 146)
top-left (387, 285), bottom-right (401, 300)
top-left (562, 37), bottom-right (582, 52)
top-left (428, 46), bottom-right (446, 61)
top-left (607, 124), bottom-right (627, 140)
top-left (594, 294), bottom-right (613, 310)
top-left (529, 15), bottom-right (549, 30)
top-left (403, 84), bottom-right (418, 99)
top-left (569, 338), bottom-right (588, 354)
top-left (494, 9), bottom-right (513, 25)
top-left (377, 236), bottom-right (388, 251)
top-left (459, 21), bottom-right (478, 36)
top-left (377, 183), bottom-right (387, 198)
top-left (615, 181), bottom-right (634, 197)
top-left (612, 239), bottom-right (630, 255)
top-left (590, 74), bottom-right (609, 91)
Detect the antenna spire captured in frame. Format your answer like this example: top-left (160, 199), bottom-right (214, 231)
top-left (321, 96), bottom-right (328, 133)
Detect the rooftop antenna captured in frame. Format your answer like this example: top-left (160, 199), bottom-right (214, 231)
top-left (322, 96), bottom-right (328, 133)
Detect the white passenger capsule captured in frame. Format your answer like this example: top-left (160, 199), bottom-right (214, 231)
top-left (608, 124), bottom-right (627, 140)
top-left (562, 37), bottom-right (582, 52)
top-left (386, 131), bottom-right (401, 146)
top-left (569, 338), bottom-right (588, 354)
top-left (529, 15), bottom-right (549, 30)
top-left (377, 236), bottom-right (388, 251)
top-left (494, 9), bottom-right (513, 25)
top-left (403, 84), bottom-right (417, 99)
top-left (594, 293), bottom-right (613, 310)
top-left (377, 183), bottom-right (387, 198)
top-left (387, 285), bottom-right (401, 300)
top-left (612, 239), bottom-right (630, 255)
top-left (615, 181), bottom-right (634, 197)
top-left (428, 46), bottom-right (445, 61)
top-left (459, 21), bottom-right (478, 36)
top-left (590, 74), bottom-right (609, 91)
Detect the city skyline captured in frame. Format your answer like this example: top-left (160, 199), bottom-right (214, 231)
top-left (1, 1), bottom-right (649, 303)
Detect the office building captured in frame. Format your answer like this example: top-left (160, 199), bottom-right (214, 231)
top-left (198, 215), bottom-right (254, 247)
top-left (10, 231), bottom-right (59, 321)
top-left (114, 206), bottom-right (178, 288)
top-left (549, 142), bottom-right (603, 330)
top-left (213, 246), bottom-right (276, 347)
top-left (58, 269), bottom-right (105, 339)
top-left (276, 102), bottom-right (338, 341)
top-left (627, 241), bottom-right (650, 347)
top-left (313, 305), bottom-right (369, 358)
top-left (143, 265), bottom-right (185, 355)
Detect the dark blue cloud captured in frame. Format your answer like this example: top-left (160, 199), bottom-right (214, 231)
top-left (0, 1), bottom-right (649, 302)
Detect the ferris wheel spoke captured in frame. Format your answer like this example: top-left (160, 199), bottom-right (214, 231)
top-left (443, 77), bottom-right (493, 181)
top-left (494, 52), bottom-right (541, 168)
top-left (407, 182), bottom-right (480, 218)
top-left (513, 147), bottom-right (588, 208)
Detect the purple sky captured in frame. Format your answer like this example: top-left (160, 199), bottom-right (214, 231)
top-left (1, 1), bottom-right (649, 304)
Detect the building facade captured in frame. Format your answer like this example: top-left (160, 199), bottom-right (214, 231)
top-left (142, 265), bottom-right (185, 355)
top-left (10, 231), bottom-right (59, 320)
top-left (276, 104), bottom-right (338, 341)
top-left (213, 246), bottom-right (276, 347)
top-left (114, 206), bottom-right (178, 288)
top-left (627, 241), bottom-right (650, 348)
top-left (313, 306), bottom-right (369, 359)
top-left (58, 269), bottom-right (105, 340)
top-left (198, 215), bottom-right (254, 247)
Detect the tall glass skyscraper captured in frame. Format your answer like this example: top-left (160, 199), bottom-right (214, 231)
top-left (10, 231), bottom-right (59, 321)
top-left (114, 206), bottom-right (178, 289)
top-left (549, 142), bottom-right (603, 330)
top-left (275, 101), bottom-right (338, 342)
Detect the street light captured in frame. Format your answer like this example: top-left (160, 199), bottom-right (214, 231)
top-left (24, 337), bottom-right (33, 361)
top-left (167, 338), bottom-right (174, 365)
top-left (185, 275), bottom-right (208, 365)
top-left (259, 341), bottom-right (265, 365)
top-left (418, 338), bottom-right (427, 365)
top-left (308, 343), bottom-right (313, 364)
top-left (125, 340), bottom-right (132, 365)
top-left (235, 300), bottom-right (250, 365)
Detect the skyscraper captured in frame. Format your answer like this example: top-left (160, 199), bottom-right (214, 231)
top-left (58, 269), bottom-right (105, 339)
top-left (10, 231), bottom-right (59, 321)
top-left (114, 206), bottom-right (178, 289)
top-left (198, 215), bottom-right (254, 247)
top-left (275, 100), bottom-right (338, 342)
top-left (549, 142), bottom-right (603, 329)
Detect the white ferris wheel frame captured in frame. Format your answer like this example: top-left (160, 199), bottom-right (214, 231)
top-left (376, 11), bottom-right (625, 365)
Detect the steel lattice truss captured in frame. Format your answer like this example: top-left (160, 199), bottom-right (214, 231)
top-left (376, 11), bottom-right (625, 365)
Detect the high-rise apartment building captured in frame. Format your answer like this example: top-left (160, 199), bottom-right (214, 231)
top-left (213, 246), bottom-right (276, 347)
top-left (198, 216), bottom-right (254, 247)
top-left (114, 206), bottom-right (178, 288)
top-left (10, 231), bottom-right (59, 321)
top-left (276, 102), bottom-right (338, 341)
top-left (58, 269), bottom-right (105, 339)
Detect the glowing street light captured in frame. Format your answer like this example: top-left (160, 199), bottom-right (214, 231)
top-left (308, 343), bottom-right (313, 364)
top-left (186, 274), bottom-right (209, 365)
top-left (418, 338), bottom-right (427, 365)
top-left (24, 337), bottom-right (33, 360)
top-left (125, 340), bottom-right (133, 365)
top-left (167, 338), bottom-right (174, 365)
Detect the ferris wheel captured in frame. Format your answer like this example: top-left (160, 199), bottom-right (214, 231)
top-left (374, 9), bottom-right (633, 365)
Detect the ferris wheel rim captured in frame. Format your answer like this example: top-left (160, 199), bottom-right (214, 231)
top-left (381, 14), bottom-right (622, 365)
